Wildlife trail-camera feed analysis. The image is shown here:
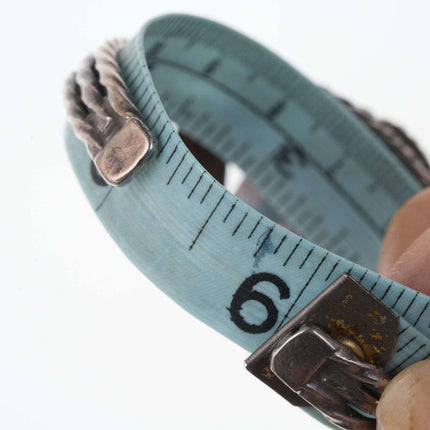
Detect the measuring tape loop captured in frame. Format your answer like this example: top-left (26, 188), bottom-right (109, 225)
top-left (65, 14), bottom-right (430, 428)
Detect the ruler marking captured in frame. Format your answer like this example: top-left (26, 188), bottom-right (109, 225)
top-left (232, 212), bottom-right (248, 236)
top-left (153, 58), bottom-right (384, 237)
top-left (324, 258), bottom-right (341, 282)
top-left (273, 234), bottom-right (287, 255)
top-left (166, 152), bottom-right (187, 185)
top-left (282, 238), bottom-right (303, 267)
top-left (156, 121), bottom-right (168, 139)
top-left (95, 187), bottom-right (114, 212)
top-left (188, 171), bottom-right (206, 199)
top-left (370, 275), bottom-right (381, 292)
top-left (390, 344), bottom-right (426, 373)
top-left (203, 58), bottom-right (221, 76)
top-left (359, 269), bottom-right (368, 283)
top-left (136, 85), bottom-right (151, 106)
top-left (267, 100), bottom-right (286, 118)
top-left (200, 180), bottom-right (215, 204)
top-left (223, 200), bottom-right (238, 223)
top-left (166, 144), bottom-right (178, 164)
top-left (156, 130), bottom-right (175, 159)
top-left (253, 225), bottom-right (275, 258)
top-left (141, 92), bottom-right (156, 113)
top-left (281, 251), bottom-right (329, 324)
top-left (126, 60), bottom-right (144, 84)
top-left (395, 336), bottom-right (417, 354)
top-left (248, 216), bottom-right (263, 239)
top-left (150, 110), bottom-right (164, 129)
top-left (391, 289), bottom-right (405, 309)
top-left (398, 326), bottom-right (409, 336)
top-left (412, 301), bottom-right (429, 327)
top-left (401, 292), bottom-right (419, 317)
top-left (299, 246), bottom-right (315, 269)
top-left (306, 252), bottom-right (329, 285)
top-left (146, 56), bottom-right (425, 340)
top-left (189, 191), bottom-right (226, 251)
top-left (347, 264), bottom-right (355, 275)
top-left (379, 281), bottom-right (393, 301)
top-left (147, 100), bottom-right (161, 124)
top-left (182, 162), bottom-right (195, 184)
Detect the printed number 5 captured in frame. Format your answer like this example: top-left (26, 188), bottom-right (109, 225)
top-left (229, 272), bottom-right (290, 334)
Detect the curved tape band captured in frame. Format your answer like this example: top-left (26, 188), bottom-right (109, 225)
top-left (65, 13), bottom-right (430, 424)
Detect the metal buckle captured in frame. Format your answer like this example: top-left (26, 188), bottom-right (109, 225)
top-left (64, 40), bottom-right (155, 186)
top-left (245, 274), bottom-right (399, 430)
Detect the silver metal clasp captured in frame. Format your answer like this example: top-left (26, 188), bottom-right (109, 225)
top-left (245, 274), bottom-right (399, 430)
top-left (64, 40), bottom-right (155, 186)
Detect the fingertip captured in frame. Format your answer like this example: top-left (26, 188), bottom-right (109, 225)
top-left (386, 226), bottom-right (430, 296)
top-left (379, 187), bottom-right (430, 276)
top-left (376, 360), bottom-right (430, 430)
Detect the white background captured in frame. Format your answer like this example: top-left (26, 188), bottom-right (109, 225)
top-left (1, 1), bottom-right (430, 429)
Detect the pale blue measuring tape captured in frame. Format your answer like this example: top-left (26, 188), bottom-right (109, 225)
top-left (64, 14), bottom-right (430, 429)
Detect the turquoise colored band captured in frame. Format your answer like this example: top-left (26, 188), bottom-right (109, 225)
top-left (65, 13), bottom-right (430, 426)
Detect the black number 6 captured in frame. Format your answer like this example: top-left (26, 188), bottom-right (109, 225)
top-left (229, 272), bottom-right (290, 334)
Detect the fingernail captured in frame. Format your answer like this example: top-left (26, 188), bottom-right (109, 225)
top-left (376, 360), bottom-right (430, 430)
top-left (378, 187), bottom-right (430, 275)
top-left (387, 226), bottom-right (430, 296)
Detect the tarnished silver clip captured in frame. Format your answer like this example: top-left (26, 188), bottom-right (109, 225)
top-left (64, 40), bottom-right (155, 186)
top-left (245, 274), bottom-right (399, 430)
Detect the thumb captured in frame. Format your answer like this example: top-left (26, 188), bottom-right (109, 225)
top-left (376, 360), bottom-right (430, 430)
top-left (376, 187), bottom-right (430, 430)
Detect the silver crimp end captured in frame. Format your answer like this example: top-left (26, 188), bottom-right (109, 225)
top-left (64, 39), bottom-right (155, 186)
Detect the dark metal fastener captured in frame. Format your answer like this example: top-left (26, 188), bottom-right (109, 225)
top-left (245, 274), bottom-right (399, 430)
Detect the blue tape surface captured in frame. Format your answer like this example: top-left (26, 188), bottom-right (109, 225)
top-left (65, 14), bottom-right (430, 427)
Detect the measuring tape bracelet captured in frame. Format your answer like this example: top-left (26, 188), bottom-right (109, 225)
top-left (64, 14), bottom-right (430, 429)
